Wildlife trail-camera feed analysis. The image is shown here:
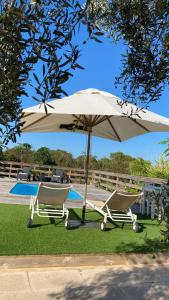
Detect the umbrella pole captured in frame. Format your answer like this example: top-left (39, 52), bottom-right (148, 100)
top-left (81, 127), bottom-right (91, 224)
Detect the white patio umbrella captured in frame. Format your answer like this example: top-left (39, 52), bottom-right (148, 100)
top-left (21, 88), bottom-right (169, 223)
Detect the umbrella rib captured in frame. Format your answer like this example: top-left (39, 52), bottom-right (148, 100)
top-left (73, 115), bottom-right (108, 128)
top-left (22, 114), bottom-right (51, 131)
top-left (73, 114), bottom-right (97, 128)
top-left (22, 112), bottom-right (35, 118)
top-left (73, 114), bottom-right (84, 124)
top-left (92, 115), bottom-right (101, 125)
top-left (106, 117), bottom-right (122, 142)
top-left (93, 116), bottom-right (107, 126)
top-left (129, 118), bottom-right (150, 132)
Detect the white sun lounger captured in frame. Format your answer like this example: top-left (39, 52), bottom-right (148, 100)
top-left (28, 183), bottom-right (72, 229)
top-left (87, 190), bottom-right (142, 232)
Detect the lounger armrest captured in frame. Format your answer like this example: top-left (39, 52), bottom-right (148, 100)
top-left (86, 200), bottom-right (107, 217)
top-left (86, 199), bottom-right (95, 208)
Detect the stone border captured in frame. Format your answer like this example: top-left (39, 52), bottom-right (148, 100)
top-left (0, 253), bottom-right (169, 270)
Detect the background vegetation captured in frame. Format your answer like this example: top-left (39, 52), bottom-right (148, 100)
top-left (1, 142), bottom-right (169, 180)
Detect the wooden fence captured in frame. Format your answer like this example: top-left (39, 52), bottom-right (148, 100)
top-left (0, 160), bottom-right (167, 192)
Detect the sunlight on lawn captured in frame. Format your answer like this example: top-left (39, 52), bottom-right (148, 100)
top-left (0, 204), bottom-right (167, 256)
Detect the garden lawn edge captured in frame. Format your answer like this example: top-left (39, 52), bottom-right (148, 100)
top-left (0, 253), bottom-right (169, 270)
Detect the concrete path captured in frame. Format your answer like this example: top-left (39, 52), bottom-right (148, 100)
top-left (1, 254), bottom-right (169, 300)
top-left (1, 264), bottom-right (169, 300)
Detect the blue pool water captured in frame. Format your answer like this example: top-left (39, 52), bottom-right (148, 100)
top-left (10, 183), bottom-right (83, 201)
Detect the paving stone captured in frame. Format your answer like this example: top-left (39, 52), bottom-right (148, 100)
top-left (62, 286), bottom-right (127, 300)
top-left (28, 269), bottom-right (83, 291)
top-left (122, 283), bottom-right (169, 300)
top-left (0, 292), bottom-right (55, 300)
top-left (0, 266), bottom-right (169, 299)
top-left (0, 272), bottom-right (29, 292)
top-left (117, 265), bottom-right (169, 285)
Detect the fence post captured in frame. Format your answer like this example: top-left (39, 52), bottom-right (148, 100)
top-left (91, 171), bottom-right (95, 185)
top-left (99, 172), bottom-right (101, 188)
top-left (48, 167), bottom-right (51, 177)
top-left (106, 175), bottom-right (108, 191)
top-left (68, 169), bottom-right (72, 183)
top-left (116, 176), bottom-right (119, 190)
top-left (9, 162), bottom-right (12, 178)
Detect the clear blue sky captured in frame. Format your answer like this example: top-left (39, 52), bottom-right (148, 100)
top-left (9, 34), bottom-right (169, 163)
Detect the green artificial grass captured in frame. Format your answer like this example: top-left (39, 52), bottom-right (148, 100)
top-left (0, 203), bottom-right (168, 256)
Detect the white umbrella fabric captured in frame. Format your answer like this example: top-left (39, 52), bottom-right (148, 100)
top-left (21, 88), bottom-right (169, 223)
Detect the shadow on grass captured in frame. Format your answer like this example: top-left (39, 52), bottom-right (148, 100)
top-left (138, 214), bottom-right (163, 225)
top-left (69, 209), bottom-right (81, 221)
top-left (29, 218), bottom-right (65, 229)
top-left (28, 209), bottom-right (81, 229)
top-left (102, 220), bottom-right (145, 233)
top-left (69, 209), bottom-right (151, 232)
top-left (115, 238), bottom-right (169, 253)
top-left (67, 209), bottom-right (103, 230)
top-left (48, 265), bottom-right (169, 300)
top-left (29, 224), bottom-right (45, 228)
top-left (27, 209), bottom-right (156, 234)
top-left (85, 210), bottom-right (103, 222)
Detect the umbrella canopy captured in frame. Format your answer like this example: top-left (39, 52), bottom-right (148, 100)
top-left (22, 88), bottom-right (169, 141)
top-left (22, 88), bottom-right (169, 223)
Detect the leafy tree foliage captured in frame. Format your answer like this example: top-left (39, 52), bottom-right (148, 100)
top-left (145, 186), bottom-right (169, 242)
top-left (0, 1), bottom-right (28, 145)
top-left (75, 153), bottom-right (98, 169)
top-left (148, 156), bottom-right (169, 180)
top-left (0, 147), bottom-right (4, 160)
top-left (74, 153), bottom-right (85, 169)
top-left (129, 158), bottom-right (151, 176)
top-left (159, 138), bottom-right (169, 157)
top-left (33, 147), bottom-right (54, 165)
top-left (99, 152), bottom-right (134, 174)
top-left (110, 152), bottom-right (134, 173)
top-left (0, 0), bottom-right (82, 145)
top-left (4, 143), bottom-right (33, 162)
top-left (51, 150), bottom-right (74, 167)
top-left (84, 0), bottom-right (169, 108)
top-left (4, 147), bottom-right (21, 162)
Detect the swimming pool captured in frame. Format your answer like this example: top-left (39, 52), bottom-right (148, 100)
top-left (10, 183), bottom-right (83, 201)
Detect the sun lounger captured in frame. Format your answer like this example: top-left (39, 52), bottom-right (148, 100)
top-left (28, 183), bottom-right (72, 228)
top-left (17, 167), bottom-right (32, 181)
top-left (51, 169), bottom-right (69, 183)
top-left (87, 190), bottom-right (142, 232)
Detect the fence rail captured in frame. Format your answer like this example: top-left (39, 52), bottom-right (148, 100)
top-left (0, 160), bottom-right (167, 192)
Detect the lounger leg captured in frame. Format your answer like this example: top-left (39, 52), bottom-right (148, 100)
top-left (29, 197), bottom-right (32, 210)
top-left (31, 205), bottom-right (34, 221)
top-left (132, 214), bottom-right (139, 232)
top-left (27, 201), bottom-right (34, 228)
top-left (29, 196), bottom-right (33, 210)
top-left (101, 214), bottom-right (107, 231)
top-left (65, 208), bottom-right (69, 222)
top-left (65, 209), bottom-right (70, 229)
top-left (81, 205), bottom-right (86, 224)
top-left (104, 214), bottom-right (107, 224)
